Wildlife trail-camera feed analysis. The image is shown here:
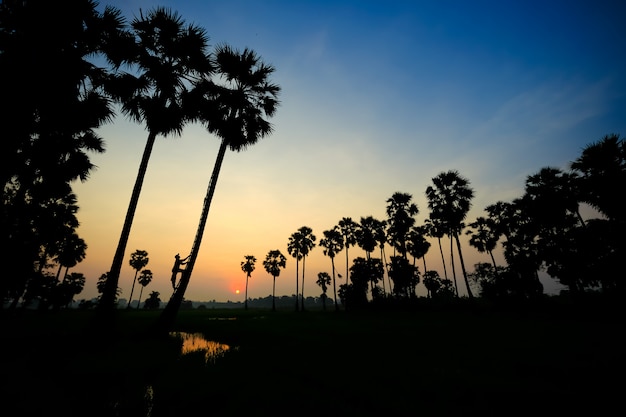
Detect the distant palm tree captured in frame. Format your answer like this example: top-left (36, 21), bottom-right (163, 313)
top-left (136, 269), bottom-right (153, 309)
top-left (319, 227), bottom-right (344, 311)
top-left (372, 218), bottom-right (391, 294)
top-left (100, 7), bottom-right (212, 313)
top-left (385, 192), bottom-right (418, 259)
top-left (287, 230), bottom-right (303, 311)
top-left (316, 272), bottom-right (332, 311)
top-left (357, 216), bottom-right (379, 260)
top-left (127, 249), bottom-right (149, 309)
top-left (241, 255), bottom-right (256, 310)
top-left (338, 217), bottom-right (358, 286)
top-left (54, 232), bottom-right (87, 281)
top-left (263, 250), bottom-right (286, 311)
top-left (288, 226), bottom-right (316, 311)
top-left (424, 218), bottom-right (449, 281)
top-left (426, 170), bottom-right (475, 298)
top-left (466, 217), bottom-right (500, 270)
top-left (407, 226), bottom-right (431, 273)
top-left (159, 44), bottom-right (280, 327)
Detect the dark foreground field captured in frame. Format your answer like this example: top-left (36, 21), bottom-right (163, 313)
top-left (1, 299), bottom-right (623, 416)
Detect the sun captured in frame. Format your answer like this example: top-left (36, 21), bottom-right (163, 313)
top-left (235, 289), bottom-right (240, 294)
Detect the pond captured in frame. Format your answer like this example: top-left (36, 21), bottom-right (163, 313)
top-left (169, 331), bottom-right (236, 363)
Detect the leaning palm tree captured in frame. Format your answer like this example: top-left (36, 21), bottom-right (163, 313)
top-left (159, 44), bottom-right (280, 328)
top-left (99, 7), bottom-right (212, 313)
top-left (127, 249), bottom-right (149, 309)
top-left (263, 249), bottom-right (286, 311)
top-left (426, 170), bottom-right (475, 298)
top-left (136, 269), bottom-right (153, 309)
top-left (240, 255), bottom-right (256, 310)
top-left (319, 227), bottom-right (344, 311)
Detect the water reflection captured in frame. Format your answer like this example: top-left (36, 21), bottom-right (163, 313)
top-left (170, 331), bottom-right (235, 364)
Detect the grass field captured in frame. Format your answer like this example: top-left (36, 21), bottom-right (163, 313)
top-left (1, 299), bottom-right (623, 416)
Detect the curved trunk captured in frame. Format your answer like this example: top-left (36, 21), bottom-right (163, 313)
top-left (159, 138), bottom-right (228, 330)
top-left (99, 131), bottom-right (157, 313)
top-left (454, 231), bottom-right (473, 299)
top-left (450, 235), bottom-right (458, 296)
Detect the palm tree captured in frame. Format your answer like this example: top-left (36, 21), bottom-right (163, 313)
top-left (357, 216), bottom-right (379, 260)
top-left (372, 218), bottom-right (391, 294)
top-left (159, 44), bottom-right (280, 327)
top-left (385, 192), bottom-right (418, 259)
top-left (288, 226), bottom-right (316, 311)
top-left (54, 232), bottom-right (87, 281)
top-left (263, 250), bottom-right (286, 312)
top-left (287, 230), bottom-right (303, 311)
top-left (100, 7), bottom-right (212, 313)
top-left (319, 227), bottom-right (344, 311)
top-left (127, 249), bottom-right (149, 309)
top-left (424, 218), bottom-right (449, 281)
top-left (240, 255), bottom-right (256, 310)
top-left (338, 217), bottom-right (358, 286)
top-left (136, 269), bottom-right (153, 309)
top-left (426, 170), bottom-right (474, 298)
top-left (316, 272), bottom-right (332, 311)
top-left (466, 217), bottom-right (500, 270)
top-left (407, 225), bottom-right (431, 274)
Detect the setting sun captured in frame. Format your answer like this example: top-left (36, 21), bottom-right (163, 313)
top-left (235, 290), bottom-right (240, 294)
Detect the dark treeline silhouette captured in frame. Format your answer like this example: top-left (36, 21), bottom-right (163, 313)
top-left (1, 0), bottom-right (624, 322)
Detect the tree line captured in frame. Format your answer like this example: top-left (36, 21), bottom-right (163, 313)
top-left (239, 135), bottom-right (624, 312)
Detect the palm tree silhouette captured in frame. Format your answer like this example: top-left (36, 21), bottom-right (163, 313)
top-left (100, 7), bottom-right (211, 313)
top-left (426, 170), bottom-right (475, 298)
top-left (316, 272), bottom-right (332, 311)
top-left (127, 249), bottom-right (149, 309)
top-left (319, 227), bottom-right (344, 311)
top-left (385, 192), bottom-right (418, 259)
top-left (136, 269), bottom-right (153, 309)
top-left (263, 250), bottom-right (286, 312)
top-left (159, 44), bottom-right (280, 327)
top-left (466, 217), bottom-right (500, 270)
top-left (241, 255), bottom-right (256, 310)
top-left (288, 226), bottom-right (316, 311)
top-left (287, 230), bottom-right (303, 311)
top-left (338, 217), bottom-right (358, 286)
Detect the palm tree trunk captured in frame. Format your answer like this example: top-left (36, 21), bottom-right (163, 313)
top-left (158, 138), bottom-right (228, 330)
top-left (245, 275), bottom-right (249, 310)
top-left (272, 277), bottom-right (276, 311)
top-left (127, 271), bottom-right (139, 309)
top-left (449, 235), bottom-right (458, 297)
top-left (300, 256), bottom-right (306, 311)
top-left (137, 286), bottom-right (145, 309)
top-left (99, 131), bottom-right (157, 313)
top-left (437, 237), bottom-right (448, 280)
top-left (294, 257), bottom-right (299, 311)
top-left (331, 257), bottom-right (339, 312)
top-left (454, 232), bottom-right (473, 298)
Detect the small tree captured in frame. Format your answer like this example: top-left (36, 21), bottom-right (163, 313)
top-left (316, 272), bottom-right (331, 311)
top-left (127, 249), bottom-right (149, 309)
top-left (136, 269), bottom-right (153, 309)
top-left (143, 291), bottom-right (161, 310)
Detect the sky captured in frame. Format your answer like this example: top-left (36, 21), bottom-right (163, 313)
top-left (72, 0), bottom-right (626, 303)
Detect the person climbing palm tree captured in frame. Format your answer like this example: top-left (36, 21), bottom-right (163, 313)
top-left (159, 44), bottom-right (280, 328)
top-left (99, 7), bottom-right (212, 314)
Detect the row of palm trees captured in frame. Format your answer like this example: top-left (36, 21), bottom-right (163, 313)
top-left (240, 134), bottom-right (624, 309)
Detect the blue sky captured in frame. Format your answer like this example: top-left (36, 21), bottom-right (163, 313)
top-left (74, 0), bottom-right (626, 303)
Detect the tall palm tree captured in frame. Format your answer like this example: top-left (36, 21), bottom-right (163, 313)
top-left (99, 7), bottom-right (212, 313)
top-left (136, 269), bottom-right (153, 309)
top-left (407, 225), bottom-right (431, 274)
top-left (423, 218), bottom-right (449, 281)
top-left (385, 192), bottom-right (418, 259)
top-left (263, 249), bottom-right (286, 312)
top-left (426, 170), bottom-right (474, 298)
top-left (372, 218), bottom-right (391, 294)
top-left (357, 216), bottom-right (379, 260)
top-left (287, 230), bottom-right (303, 311)
top-left (319, 227), bottom-right (344, 311)
top-left (54, 232), bottom-right (87, 281)
top-left (338, 217), bottom-right (358, 286)
top-left (127, 249), bottom-right (149, 309)
top-left (289, 226), bottom-right (316, 311)
top-left (159, 44), bottom-right (280, 327)
top-left (241, 255), bottom-right (256, 310)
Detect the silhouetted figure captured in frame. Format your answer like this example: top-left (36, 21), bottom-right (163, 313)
top-left (171, 253), bottom-right (190, 289)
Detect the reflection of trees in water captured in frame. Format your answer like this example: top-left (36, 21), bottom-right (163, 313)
top-left (171, 332), bottom-right (233, 363)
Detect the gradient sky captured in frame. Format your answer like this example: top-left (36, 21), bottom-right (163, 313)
top-left (73, 0), bottom-right (626, 303)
